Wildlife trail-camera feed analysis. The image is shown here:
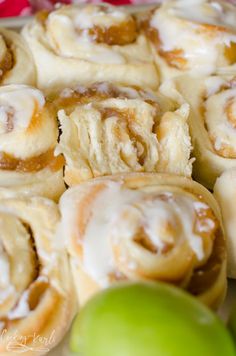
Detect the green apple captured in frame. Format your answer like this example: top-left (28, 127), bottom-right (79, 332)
top-left (228, 302), bottom-right (236, 344)
top-left (70, 282), bottom-right (235, 356)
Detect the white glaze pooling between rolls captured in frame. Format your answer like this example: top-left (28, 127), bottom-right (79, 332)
top-left (150, 0), bottom-right (236, 74)
top-left (66, 181), bottom-right (213, 286)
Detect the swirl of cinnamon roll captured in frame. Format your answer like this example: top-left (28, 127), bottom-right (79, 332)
top-left (54, 82), bottom-right (193, 186)
top-left (0, 28), bottom-right (35, 86)
top-left (167, 75), bottom-right (236, 188)
top-left (22, 4), bottom-right (158, 94)
top-left (0, 84), bottom-right (65, 200)
top-left (0, 193), bottom-right (76, 356)
top-left (214, 168), bottom-right (236, 279)
top-left (144, 0), bottom-right (236, 80)
top-left (59, 172), bottom-right (226, 309)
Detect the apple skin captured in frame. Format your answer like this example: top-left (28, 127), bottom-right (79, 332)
top-left (228, 303), bottom-right (236, 344)
top-left (70, 282), bottom-right (235, 356)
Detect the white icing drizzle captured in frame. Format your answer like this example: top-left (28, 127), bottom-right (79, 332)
top-left (0, 242), bottom-right (10, 288)
top-left (7, 290), bottom-right (30, 320)
top-left (46, 5), bottom-right (131, 64)
top-left (73, 5), bottom-right (128, 29)
top-left (82, 182), bottom-right (212, 286)
top-left (150, 0), bottom-right (236, 74)
top-left (204, 76), bottom-right (226, 96)
top-left (0, 85), bottom-right (45, 133)
top-left (204, 86), bottom-right (236, 153)
top-left (171, 0), bottom-right (236, 29)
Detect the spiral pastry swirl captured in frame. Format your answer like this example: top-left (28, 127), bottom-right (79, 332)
top-left (0, 193), bottom-right (76, 356)
top-left (22, 4), bottom-right (158, 93)
top-left (144, 0), bottom-right (236, 80)
top-left (0, 84), bottom-right (65, 200)
top-left (167, 75), bottom-right (236, 188)
top-left (214, 168), bottom-right (236, 279)
top-left (55, 82), bottom-right (193, 186)
top-left (59, 172), bottom-right (226, 308)
top-left (0, 28), bottom-right (35, 86)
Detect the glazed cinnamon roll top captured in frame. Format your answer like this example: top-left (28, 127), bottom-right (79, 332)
top-left (0, 28), bottom-right (35, 86)
top-left (39, 4), bottom-right (145, 64)
top-left (55, 82), bottom-right (193, 185)
top-left (0, 34), bottom-right (13, 82)
top-left (145, 0), bottom-right (236, 75)
top-left (60, 173), bottom-right (226, 308)
top-left (0, 85), bottom-right (63, 174)
top-left (202, 76), bottom-right (236, 158)
top-left (0, 194), bottom-right (76, 354)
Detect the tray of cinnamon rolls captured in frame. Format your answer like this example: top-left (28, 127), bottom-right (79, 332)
top-left (0, 0), bottom-right (236, 355)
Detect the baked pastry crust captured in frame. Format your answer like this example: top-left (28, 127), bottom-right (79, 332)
top-left (55, 82), bottom-right (193, 186)
top-left (144, 0), bottom-right (236, 81)
top-left (59, 172), bottom-right (227, 309)
top-left (22, 4), bottom-right (159, 94)
top-left (0, 192), bottom-right (76, 356)
top-left (214, 168), bottom-right (236, 278)
top-left (0, 84), bottom-right (65, 200)
top-left (0, 28), bottom-right (36, 86)
top-left (162, 75), bottom-right (236, 189)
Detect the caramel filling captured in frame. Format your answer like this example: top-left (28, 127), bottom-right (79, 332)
top-left (54, 83), bottom-right (159, 115)
top-left (224, 41), bottom-right (236, 65)
top-left (0, 38), bottom-right (14, 81)
top-left (38, 8), bottom-right (137, 45)
top-left (99, 106), bottom-right (158, 166)
top-left (133, 193), bottom-right (218, 256)
top-left (144, 22), bottom-right (187, 69)
top-left (187, 227), bottom-right (225, 299)
top-left (28, 278), bottom-right (49, 310)
top-left (201, 79), bottom-right (236, 158)
top-left (35, 10), bottom-right (50, 26)
top-left (226, 96), bottom-right (236, 129)
top-left (0, 149), bottom-right (64, 173)
top-left (187, 195), bottom-right (223, 298)
top-left (80, 18), bottom-right (137, 46)
top-left (113, 191), bottom-right (223, 294)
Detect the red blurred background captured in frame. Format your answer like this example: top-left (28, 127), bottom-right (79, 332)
top-left (0, 0), bottom-right (235, 18)
top-left (0, 0), bottom-right (142, 17)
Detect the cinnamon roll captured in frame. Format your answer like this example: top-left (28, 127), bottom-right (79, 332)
top-left (59, 172), bottom-right (227, 309)
top-left (144, 0), bottom-right (236, 81)
top-left (22, 4), bottom-right (159, 94)
top-left (165, 75), bottom-right (236, 189)
top-left (0, 193), bottom-right (76, 356)
top-left (0, 84), bottom-right (65, 200)
top-left (214, 168), bottom-right (236, 278)
top-left (55, 82), bottom-right (193, 186)
top-left (0, 28), bottom-right (35, 86)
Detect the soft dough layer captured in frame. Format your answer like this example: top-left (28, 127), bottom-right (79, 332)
top-left (59, 172), bottom-right (227, 309)
top-left (214, 168), bottom-right (236, 278)
top-left (0, 28), bottom-right (36, 86)
top-left (22, 4), bottom-right (159, 93)
top-left (163, 75), bottom-right (236, 189)
top-left (55, 82), bottom-right (193, 186)
top-left (0, 193), bottom-right (76, 356)
top-left (144, 0), bottom-right (236, 81)
top-left (0, 84), bottom-right (65, 200)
